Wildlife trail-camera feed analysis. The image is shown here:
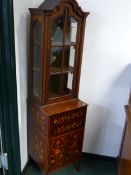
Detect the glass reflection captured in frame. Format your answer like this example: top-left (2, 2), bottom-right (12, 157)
top-left (50, 47), bottom-right (63, 73)
top-left (33, 72), bottom-right (40, 97)
top-left (65, 17), bottom-right (77, 43)
top-left (34, 21), bottom-right (42, 43)
top-left (63, 46), bottom-right (75, 70)
top-left (51, 16), bottom-right (64, 44)
top-left (70, 17), bottom-right (77, 42)
top-left (49, 74), bottom-right (61, 99)
top-left (33, 45), bottom-right (41, 71)
top-left (62, 73), bottom-right (73, 95)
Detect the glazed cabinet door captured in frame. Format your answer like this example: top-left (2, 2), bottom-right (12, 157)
top-left (46, 7), bottom-right (82, 104)
top-left (30, 16), bottom-right (44, 102)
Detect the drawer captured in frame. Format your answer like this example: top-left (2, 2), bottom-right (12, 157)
top-left (49, 107), bottom-right (86, 138)
top-left (50, 113), bottom-right (69, 137)
top-left (69, 109), bottom-right (86, 132)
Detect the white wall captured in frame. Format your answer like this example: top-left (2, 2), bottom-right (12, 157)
top-left (13, 0), bottom-right (131, 170)
top-left (13, 0), bottom-right (44, 170)
top-left (78, 0), bottom-right (131, 156)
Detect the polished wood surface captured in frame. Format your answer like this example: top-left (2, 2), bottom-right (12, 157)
top-left (28, 1), bottom-right (89, 175)
top-left (29, 0), bottom-right (89, 106)
top-left (29, 100), bottom-right (87, 175)
top-left (118, 95), bottom-right (131, 175)
top-left (42, 99), bottom-right (87, 115)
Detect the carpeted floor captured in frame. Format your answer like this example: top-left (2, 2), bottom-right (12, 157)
top-left (24, 155), bottom-right (117, 175)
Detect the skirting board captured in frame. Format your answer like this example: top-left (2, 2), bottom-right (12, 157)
top-left (82, 152), bottom-right (117, 161)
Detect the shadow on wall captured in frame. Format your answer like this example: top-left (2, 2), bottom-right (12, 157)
top-left (113, 64), bottom-right (131, 89)
top-left (84, 104), bottom-right (109, 154)
top-left (107, 63), bottom-right (131, 113)
top-left (84, 64), bottom-right (131, 156)
top-left (105, 63), bottom-right (131, 155)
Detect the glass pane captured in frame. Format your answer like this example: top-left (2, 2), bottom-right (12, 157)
top-left (70, 17), bottom-right (77, 42)
top-left (65, 17), bottom-right (77, 43)
top-left (51, 16), bottom-right (64, 44)
top-left (49, 75), bottom-right (61, 99)
top-left (33, 45), bottom-right (41, 71)
top-left (34, 21), bottom-right (42, 43)
top-left (63, 46), bottom-right (75, 70)
top-left (62, 73), bottom-right (73, 95)
top-left (33, 72), bottom-right (40, 97)
top-left (50, 47), bottom-right (63, 73)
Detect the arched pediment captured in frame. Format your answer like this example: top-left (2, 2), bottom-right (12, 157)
top-left (39, 0), bottom-right (89, 18)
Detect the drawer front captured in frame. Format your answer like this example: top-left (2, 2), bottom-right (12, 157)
top-left (50, 113), bottom-right (69, 137)
top-left (50, 107), bottom-right (86, 137)
top-left (48, 129), bottom-right (83, 171)
top-left (69, 109), bottom-right (86, 132)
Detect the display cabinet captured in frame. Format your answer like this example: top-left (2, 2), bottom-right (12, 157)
top-left (28, 0), bottom-right (89, 175)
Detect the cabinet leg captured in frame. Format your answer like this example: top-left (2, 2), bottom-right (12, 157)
top-left (74, 160), bottom-right (80, 172)
top-left (44, 170), bottom-right (48, 175)
top-left (44, 167), bottom-right (48, 175)
top-left (44, 161), bottom-right (48, 175)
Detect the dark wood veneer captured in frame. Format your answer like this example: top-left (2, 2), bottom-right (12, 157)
top-left (28, 0), bottom-right (89, 175)
top-left (118, 94), bottom-right (131, 175)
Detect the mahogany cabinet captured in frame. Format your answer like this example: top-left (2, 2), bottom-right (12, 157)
top-left (29, 99), bottom-right (87, 174)
top-left (28, 0), bottom-right (89, 174)
top-left (118, 96), bottom-right (131, 175)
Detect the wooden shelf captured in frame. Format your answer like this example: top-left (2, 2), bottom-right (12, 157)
top-left (51, 42), bottom-right (76, 47)
top-left (50, 66), bottom-right (74, 75)
top-left (48, 88), bottom-right (71, 100)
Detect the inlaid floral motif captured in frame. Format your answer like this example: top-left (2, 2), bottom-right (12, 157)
top-left (50, 113), bottom-right (69, 137)
top-left (66, 130), bottom-right (82, 162)
top-left (31, 130), bottom-right (45, 163)
top-left (50, 108), bottom-right (85, 137)
top-left (49, 137), bottom-right (65, 170)
top-left (69, 110), bottom-right (85, 131)
top-left (32, 107), bottom-right (47, 136)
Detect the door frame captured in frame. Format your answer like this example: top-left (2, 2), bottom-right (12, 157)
top-left (0, 0), bottom-right (21, 174)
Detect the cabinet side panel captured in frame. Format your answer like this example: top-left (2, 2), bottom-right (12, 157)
top-left (29, 126), bottom-right (46, 169)
top-left (28, 103), bottom-right (48, 170)
top-left (48, 136), bottom-right (65, 171)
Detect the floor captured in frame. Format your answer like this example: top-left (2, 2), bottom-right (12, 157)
top-left (24, 155), bottom-right (117, 175)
